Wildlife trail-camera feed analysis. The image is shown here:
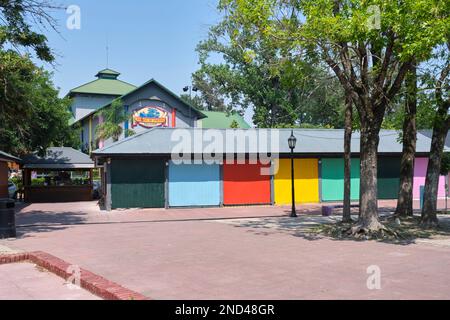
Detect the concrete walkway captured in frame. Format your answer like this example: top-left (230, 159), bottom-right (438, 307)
top-left (1, 201), bottom-right (449, 299)
top-left (0, 263), bottom-right (100, 300)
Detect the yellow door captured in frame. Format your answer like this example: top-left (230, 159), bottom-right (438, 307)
top-left (274, 159), bottom-right (319, 205)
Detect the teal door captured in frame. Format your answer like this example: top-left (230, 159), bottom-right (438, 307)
top-left (321, 158), bottom-right (360, 201)
top-left (168, 161), bottom-right (221, 207)
top-left (111, 159), bottom-right (165, 209)
top-left (378, 157), bottom-right (401, 199)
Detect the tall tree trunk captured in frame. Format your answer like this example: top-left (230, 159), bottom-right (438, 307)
top-left (352, 122), bottom-right (386, 233)
top-left (421, 60), bottom-right (450, 227)
top-left (395, 63), bottom-right (417, 217)
top-left (421, 124), bottom-right (449, 226)
top-left (343, 95), bottom-right (353, 223)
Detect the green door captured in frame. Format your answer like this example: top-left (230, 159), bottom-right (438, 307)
top-left (377, 157), bottom-right (401, 199)
top-left (321, 158), bottom-right (360, 201)
top-left (111, 159), bottom-right (165, 209)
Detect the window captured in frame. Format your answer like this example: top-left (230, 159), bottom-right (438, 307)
top-left (31, 170), bottom-right (91, 187)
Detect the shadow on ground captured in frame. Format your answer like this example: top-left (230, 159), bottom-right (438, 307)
top-left (222, 212), bottom-right (450, 246)
top-left (15, 210), bottom-right (88, 238)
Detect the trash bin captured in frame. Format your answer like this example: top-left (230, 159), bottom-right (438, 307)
top-left (322, 205), bottom-right (334, 217)
top-left (0, 199), bottom-right (16, 239)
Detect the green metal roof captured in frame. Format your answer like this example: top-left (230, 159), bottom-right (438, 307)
top-left (96, 69), bottom-right (121, 77)
top-left (69, 69), bottom-right (136, 96)
top-left (201, 111), bottom-right (251, 129)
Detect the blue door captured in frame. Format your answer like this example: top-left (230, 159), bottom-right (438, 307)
top-left (168, 161), bottom-right (221, 207)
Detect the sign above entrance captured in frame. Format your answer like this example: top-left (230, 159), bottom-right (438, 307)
top-left (132, 106), bottom-right (169, 128)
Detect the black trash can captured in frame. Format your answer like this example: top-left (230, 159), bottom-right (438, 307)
top-left (0, 199), bottom-right (16, 239)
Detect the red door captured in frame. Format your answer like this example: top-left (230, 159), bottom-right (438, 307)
top-left (223, 161), bottom-right (271, 205)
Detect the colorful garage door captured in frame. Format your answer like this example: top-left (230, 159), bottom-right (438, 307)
top-left (321, 158), bottom-right (360, 201)
top-left (377, 157), bottom-right (401, 199)
top-left (413, 158), bottom-right (447, 200)
top-left (110, 159), bottom-right (165, 209)
top-left (274, 159), bottom-right (320, 204)
top-left (223, 161), bottom-right (271, 205)
top-left (168, 161), bottom-right (220, 207)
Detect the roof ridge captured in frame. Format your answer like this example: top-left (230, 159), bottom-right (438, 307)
top-left (93, 127), bottom-right (159, 153)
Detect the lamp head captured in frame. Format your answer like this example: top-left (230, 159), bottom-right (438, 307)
top-left (288, 130), bottom-right (297, 150)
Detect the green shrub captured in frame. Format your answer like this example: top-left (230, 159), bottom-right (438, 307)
top-left (31, 178), bottom-right (46, 186)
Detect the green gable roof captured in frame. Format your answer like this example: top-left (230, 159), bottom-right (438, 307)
top-left (201, 111), bottom-right (251, 129)
top-left (69, 69), bottom-right (136, 96)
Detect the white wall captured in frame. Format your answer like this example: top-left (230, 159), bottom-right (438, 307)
top-left (71, 94), bottom-right (116, 122)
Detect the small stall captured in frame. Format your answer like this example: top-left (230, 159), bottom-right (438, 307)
top-left (21, 147), bottom-right (95, 203)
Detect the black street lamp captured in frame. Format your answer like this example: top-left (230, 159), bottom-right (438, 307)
top-left (183, 85), bottom-right (198, 98)
top-left (288, 130), bottom-right (297, 218)
top-left (183, 85), bottom-right (199, 118)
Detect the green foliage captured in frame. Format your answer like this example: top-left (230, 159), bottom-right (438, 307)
top-left (441, 153), bottom-right (450, 176)
top-left (9, 176), bottom-right (22, 190)
top-left (126, 129), bottom-right (136, 137)
top-left (194, 16), bottom-right (345, 128)
top-left (180, 94), bottom-right (205, 110)
top-left (95, 100), bottom-right (129, 143)
top-left (0, 0), bottom-right (59, 62)
top-left (230, 120), bottom-right (240, 128)
top-left (31, 178), bottom-right (45, 186)
top-left (0, 50), bottom-right (80, 156)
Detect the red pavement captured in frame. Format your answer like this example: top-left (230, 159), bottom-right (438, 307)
top-left (0, 263), bottom-right (99, 300)
top-left (1, 201), bottom-right (449, 300)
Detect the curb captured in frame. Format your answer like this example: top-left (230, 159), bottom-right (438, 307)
top-left (0, 251), bottom-right (148, 300)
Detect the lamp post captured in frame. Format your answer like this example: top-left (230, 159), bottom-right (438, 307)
top-left (183, 86), bottom-right (198, 118)
top-left (183, 85), bottom-right (198, 99)
top-left (288, 130), bottom-right (297, 218)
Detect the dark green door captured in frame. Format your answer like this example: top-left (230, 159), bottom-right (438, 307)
top-left (377, 157), bottom-right (401, 199)
top-left (111, 159), bottom-right (165, 209)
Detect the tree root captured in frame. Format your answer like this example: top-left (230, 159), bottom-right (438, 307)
top-left (340, 217), bottom-right (355, 224)
top-left (345, 221), bottom-right (399, 239)
top-left (420, 218), bottom-right (439, 229)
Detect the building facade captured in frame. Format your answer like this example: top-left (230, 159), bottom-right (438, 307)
top-left (92, 128), bottom-right (450, 210)
top-left (69, 69), bottom-right (250, 154)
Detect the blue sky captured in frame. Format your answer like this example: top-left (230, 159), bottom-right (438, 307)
top-left (35, 0), bottom-right (221, 98)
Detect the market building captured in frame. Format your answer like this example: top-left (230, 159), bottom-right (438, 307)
top-left (67, 68), bottom-right (448, 211)
top-left (21, 147), bottom-right (95, 203)
top-left (91, 128), bottom-right (450, 210)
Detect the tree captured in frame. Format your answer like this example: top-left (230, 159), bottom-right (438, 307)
top-left (219, 0), bottom-right (448, 234)
top-left (180, 93), bottom-right (205, 111)
top-left (342, 96), bottom-right (353, 222)
top-left (195, 18), bottom-right (345, 128)
top-left (0, 50), bottom-right (79, 156)
top-left (395, 63), bottom-right (418, 217)
top-left (230, 119), bottom-right (240, 128)
top-left (422, 42), bottom-right (450, 226)
top-left (0, 0), bottom-right (61, 62)
top-left (0, 1), bottom-right (79, 156)
top-left (95, 100), bottom-right (129, 143)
